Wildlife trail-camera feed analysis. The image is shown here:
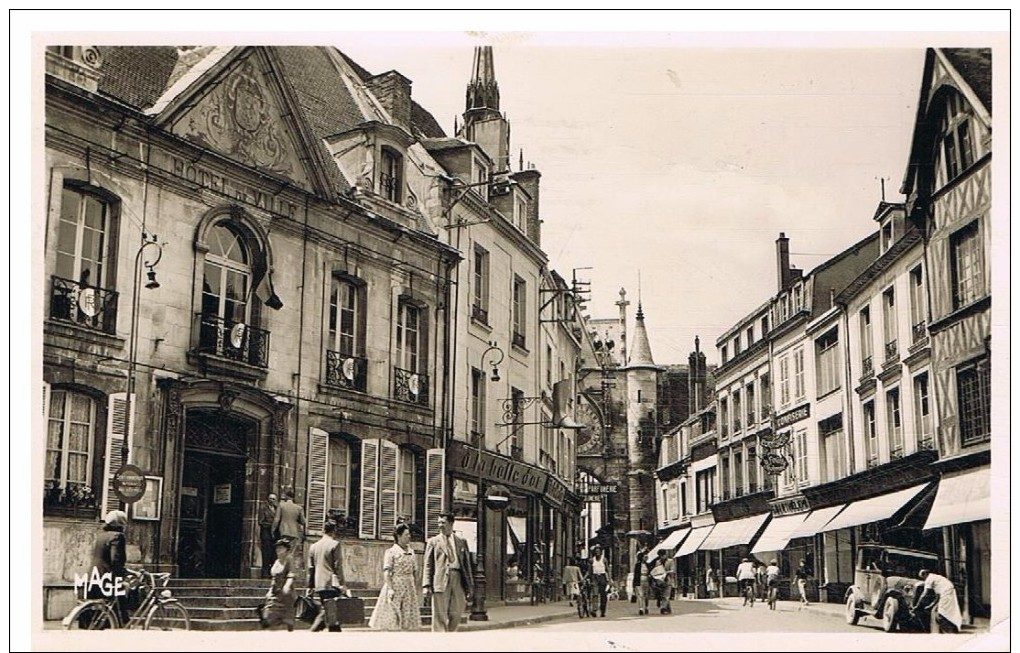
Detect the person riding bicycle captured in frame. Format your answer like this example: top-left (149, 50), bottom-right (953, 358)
top-left (764, 559), bottom-right (781, 609)
top-left (735, 557), bottom-right (757, 607)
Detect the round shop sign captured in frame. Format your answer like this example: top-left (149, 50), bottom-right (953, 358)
top-left (113, 464), bottom-right (147, 504)
top-left (760, 453), bottom-right (789, 476)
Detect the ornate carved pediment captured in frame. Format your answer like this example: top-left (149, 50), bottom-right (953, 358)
top-left (172, 54), bottom-right (312, 189)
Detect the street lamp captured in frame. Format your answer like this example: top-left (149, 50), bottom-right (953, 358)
top-left (470, 341), bottom-right (506, 621)
top-left (124, 233), bottom-right (164, 464)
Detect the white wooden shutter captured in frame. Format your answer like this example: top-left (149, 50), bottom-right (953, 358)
top-left (359, 438), bottom-right (380, 539)
top-left (42, 382), bottom-right (51, 420)
top-left (425, 448), bottom-right (445, 540)
top-left (103, 392), bottom-right (135, 515)
top-left (379, 440), bottom-right (399, 536)
top-left (307, 427), bottom-right (329, 535)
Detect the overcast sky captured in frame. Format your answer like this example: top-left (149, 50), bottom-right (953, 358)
top-left (333, 33), bottom-right (928, 366)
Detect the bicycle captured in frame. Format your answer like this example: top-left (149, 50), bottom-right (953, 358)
top-left (740, 579), bottom-right (756, 607)
top-left (766, 580), bottom-right (779, 610)
top-left (62, 568), bottom-right (192, 631)
top-left (576, 577), bottom-right (596, 619)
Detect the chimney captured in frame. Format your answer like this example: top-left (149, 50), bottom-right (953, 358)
top-left (366, 70), bottom-right (413, 130)
top-left (512, 167), bottom-right (542, 246)
top-left (776, 232), bottom-right (791, 291)
top-left (688, 336), bottom-right (707, 417)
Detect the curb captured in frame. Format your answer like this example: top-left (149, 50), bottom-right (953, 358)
top-left (460, 610), bottom-right (579, 632)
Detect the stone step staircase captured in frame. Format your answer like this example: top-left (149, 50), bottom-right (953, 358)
top-left (166, 579), bottom-right (466, 631)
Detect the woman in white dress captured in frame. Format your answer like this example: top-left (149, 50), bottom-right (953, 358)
top-left (368, 523), bottom-right (421, 631)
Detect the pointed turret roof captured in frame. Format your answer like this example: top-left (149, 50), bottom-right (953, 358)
top-left (625, 303), bottom-right (660, 370)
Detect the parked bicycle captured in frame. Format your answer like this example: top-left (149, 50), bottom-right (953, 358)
top-left (63, 568), bottom-right (191, 631)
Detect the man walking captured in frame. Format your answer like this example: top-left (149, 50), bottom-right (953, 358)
top-left (421, 513), bottom-right (474, 632)
top-left (259, 493), bottom-right (279, 577)
top-left (794, 559), bottom-right (812, 606)
top-left (589, 545), bottom-right (611, 617)
top-left (307, 521), bottom-right (346, 632)
top-left (273, 489), bottom-right (306, 570)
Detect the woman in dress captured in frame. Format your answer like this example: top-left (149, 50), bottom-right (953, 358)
top-left (368, 523), bottom-right (421, 631)
top-left (261, 539), bottom-right (296, 631)
top-left (705, 564), bottom-right (718, 599)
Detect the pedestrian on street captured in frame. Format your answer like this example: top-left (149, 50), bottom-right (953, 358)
top-left (912, 569), bottom-right (963, 633)
top-left (705, 564), bottom-right (718, 599)
top-left (562, 558), bottom-right (582, 607)
top-left (421, 512), bottom-right (474, 632)
top-left (369, 523), bottom-right (421, 631)
top-left (85, 510), bottom-right (130, 626)
top-left (307, 520), bottom-right (346, 632)
top-left (261, 539), bottom-right (296, 631)
top-left (589, 545), bottom-right (611, 617)
top-left (651, 549), bottom-right (674, 614)
top-left (258, 493), bottom-right (279, 577)
top-left (273, 489), bottom-right (306, 570)
top-left (632, 548), bottom-right (650, 615)
top-left (794, 559), bottom-right (812, 606)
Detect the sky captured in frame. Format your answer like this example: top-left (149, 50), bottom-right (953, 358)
top-left (331, 33), bottom-right (928, 366)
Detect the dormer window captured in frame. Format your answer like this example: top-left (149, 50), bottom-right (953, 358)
top-left (379, 147), bottom-right (402, 203)
top-left (474, 158), bottom-right (489, 200)
top-left (939, 90), bottom-right (976, 186)
top-left (881, 220), bottom-right (894, 253)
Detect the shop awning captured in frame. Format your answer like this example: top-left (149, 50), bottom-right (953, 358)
top-left (456, 521), bottom-right (478, 553)
top-left (789, 505), bottom-right (844, 539)
top-left (675, 525), bottom-right (713, 557)
top-left (750, 513), bottom-right (809, 555)
top-left (924, 466), bottom-right (990, 530)
top-left (647, 527), bottom-right (690, 558)
top-left (699, 513), bottom-right (770, 551)
top-left (820, 483), bottom-right (930, 533)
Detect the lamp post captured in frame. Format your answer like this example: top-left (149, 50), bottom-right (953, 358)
top-left (123, 233), bottom-right (164, 465)
top-left (470, 341), bottom-right (506, 621)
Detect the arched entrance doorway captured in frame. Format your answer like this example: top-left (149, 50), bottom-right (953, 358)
top-left (177, 410), bottom-right (257, 578)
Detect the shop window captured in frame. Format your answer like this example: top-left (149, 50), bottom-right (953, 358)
top-left (957, 357), bottom-right (990, 446)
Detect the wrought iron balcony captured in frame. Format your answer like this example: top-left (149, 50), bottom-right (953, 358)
top-left (912, 321), bottom-right (928, 345)
top-left (861, 355), bottom-right (873, 378)
top-left (325, 351), bottom-right (368, 392)
top-left (471, 303), bottom-right (489, 325)
top-left (49, 276), bottom-right (118, 334)
top-left (866, 456), bottom-right (880, 469)
top-left (885, 340), bottom-right (899, 361)
top-left (393, 366), bottom-right (430, 405)
top-left (735, 487), bottom-right (745, 498)
top-left (512, 331), bottom-right (526, 350)
top-left (193, 313), bottom-right (270, 368)
top-left (889, 444), bottom-right (904, 460)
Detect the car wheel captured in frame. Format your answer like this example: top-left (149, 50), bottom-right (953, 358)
top-left (882, 596), bottom-right (899, 633)
top-left (845, 595), bottom-right (861, 625)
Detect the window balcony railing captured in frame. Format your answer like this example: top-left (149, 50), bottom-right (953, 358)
top-left (722, 490), bottom-right (732, 501)
top-left (43, 480), bottom-right (99, 518)
top-left (912, 321), bottom-right (928, 345)
top-left (512, 331), bottom-right (526, 350)
top-left (325, 351), bottom-right (368, 392)
top-left (393, 366), bottom-right (430, 405)
top-left (471, 303), bottom-right (489, 325)
top-left (861, 355), bottom-right (873, 378)
top-left (193, 313), bottom-right (270, 368)
top-left (885, 340), bottom-right (899, 361)
top-left (889, 443), bottom-right (904, 460)
top-left (866, 456), bottom-right (879, 469)
top-left (735, 487), bottom-right (745, 498)
top-left (49, 276), bottom-right (118, 334)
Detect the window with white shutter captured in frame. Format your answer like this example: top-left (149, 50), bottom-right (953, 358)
top-left (425, 448), bottom-right (445, 539)
top-left (359, 438), bottom-right (380, 539)
top-left (306, 427), bottom-right (329, 535)
top-left (379, 440), bottom-right (399, 536)
top-left (102, 392), bottom-right (134, 515)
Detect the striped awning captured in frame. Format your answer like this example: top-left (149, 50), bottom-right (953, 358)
top-left (924, 466), bottom-right (990, 530)
top-left (750, 513), bottom-right (809, 555)
top-left (647, 528), bottom-right (690, 558)
top-left (675, 525), bottom-right (714, 557)
top-left (699, 513), bottom-right (770, 551)
top-left (820, 483), bottom-right (930, 533)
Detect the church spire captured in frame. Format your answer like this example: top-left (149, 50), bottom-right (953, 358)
top-left (466, 45), bottom-right (500, 113)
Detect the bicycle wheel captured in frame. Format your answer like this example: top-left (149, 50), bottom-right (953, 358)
top-left (64, 601), bottom-right (118, 630)
top-left (144, 600), bottom-right (192, 631)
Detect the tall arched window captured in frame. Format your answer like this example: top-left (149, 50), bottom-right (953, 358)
top-left (199, 223), bottom-right (257, 362)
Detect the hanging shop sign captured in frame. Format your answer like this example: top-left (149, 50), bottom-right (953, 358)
top-left (544, 475), bottom-right (567, 507)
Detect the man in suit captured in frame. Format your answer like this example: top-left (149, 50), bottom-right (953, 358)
top-left (273, 489), bottom-right (306, 570)
top-left (307, 521), bottom-right (346, 632)
top-left (421, 512), bottom-right (474, 632)
top-left (259, 493), bottom-right (279, 577)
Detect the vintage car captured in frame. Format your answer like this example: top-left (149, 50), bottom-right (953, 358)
top-left (845, 543), bottom-right (939, 632)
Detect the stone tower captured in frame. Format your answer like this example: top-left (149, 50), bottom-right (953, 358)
top-left (624, 303), bottom-right (660, 552)
top-left (458, 45), bottom-right (510, 173)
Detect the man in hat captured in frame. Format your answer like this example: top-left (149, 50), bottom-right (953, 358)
top-left (736, 557), bottom-right (757, 606)
top-left (273, 489), bottom-right (306, 569)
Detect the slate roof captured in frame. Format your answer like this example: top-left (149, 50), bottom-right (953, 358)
top-left (942, 48), bottom-right (992, 112)
top-left (97, 46), bottom-right (179, 110)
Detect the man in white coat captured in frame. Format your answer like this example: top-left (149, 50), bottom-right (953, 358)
top-left (913, 569), bottom-right (963, 633)
top-left (421, 512), bottom-right (474, 632)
